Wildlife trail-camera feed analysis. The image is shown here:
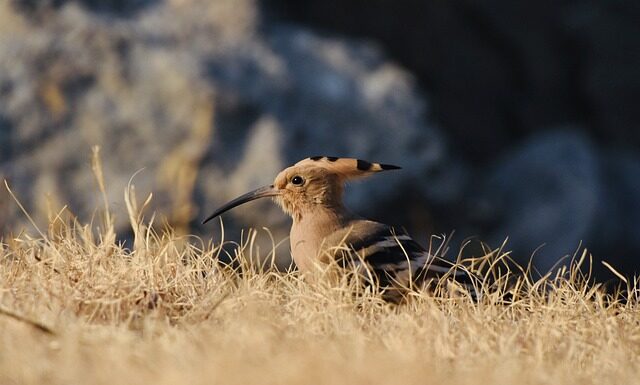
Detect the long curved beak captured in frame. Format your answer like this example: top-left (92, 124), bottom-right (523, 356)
top-left (201, 185), bottom-right (280, 224)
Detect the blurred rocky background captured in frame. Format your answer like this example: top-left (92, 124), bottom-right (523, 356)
top-left (0, 0), bottom-right (638, 278)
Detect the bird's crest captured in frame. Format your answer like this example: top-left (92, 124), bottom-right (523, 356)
top-left (296, 156), bottom-right (401, 180)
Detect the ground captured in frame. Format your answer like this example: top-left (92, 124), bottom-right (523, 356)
top-left (0, 174), bottom-right (639, 385)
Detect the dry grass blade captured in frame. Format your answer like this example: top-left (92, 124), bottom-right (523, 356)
top-left (602, 260), bottom-right (628, 284)
top-left (0, 305), bottom-right (56, 335)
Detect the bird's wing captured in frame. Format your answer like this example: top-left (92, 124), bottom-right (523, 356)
top-left (325, 220), bottom-right (471, 289)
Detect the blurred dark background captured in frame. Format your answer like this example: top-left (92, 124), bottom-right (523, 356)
top-left (0, 0), bottom-right (638, 277)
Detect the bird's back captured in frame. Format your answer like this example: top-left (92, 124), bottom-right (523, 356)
top-left (322, 219), bottom-right (474, 297)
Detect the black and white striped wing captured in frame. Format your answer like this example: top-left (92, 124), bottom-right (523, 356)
top-left (333, 222), bottom-right (471, 290)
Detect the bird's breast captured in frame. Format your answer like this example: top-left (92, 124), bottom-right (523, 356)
top-left (289, 225), bottom-right (324, 271)
top-left (289, 215), bottom-right (348, 271)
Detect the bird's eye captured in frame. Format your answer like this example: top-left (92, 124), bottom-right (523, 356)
top-left (291, 176), bottom-right (304, 186)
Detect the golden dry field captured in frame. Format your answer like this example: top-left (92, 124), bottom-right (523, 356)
top-left (1, 167), bottom-right (639, 385)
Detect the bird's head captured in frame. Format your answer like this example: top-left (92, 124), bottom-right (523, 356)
top-left (202, 156), bottom-right (401, 223)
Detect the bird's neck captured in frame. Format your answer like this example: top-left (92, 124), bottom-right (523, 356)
top-left (293, 204), bottom-right (352, 229)
top-left (289, 204), bottom-right (355, 270)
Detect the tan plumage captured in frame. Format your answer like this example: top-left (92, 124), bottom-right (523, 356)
top-left (203, 156), bottom-right (472, 299)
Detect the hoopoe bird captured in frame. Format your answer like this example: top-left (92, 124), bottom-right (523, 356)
top-left (203, 156), bottom-right (474, 300)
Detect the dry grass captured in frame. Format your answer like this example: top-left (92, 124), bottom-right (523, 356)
top-left (1, 159), bottom-right (639, 385)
